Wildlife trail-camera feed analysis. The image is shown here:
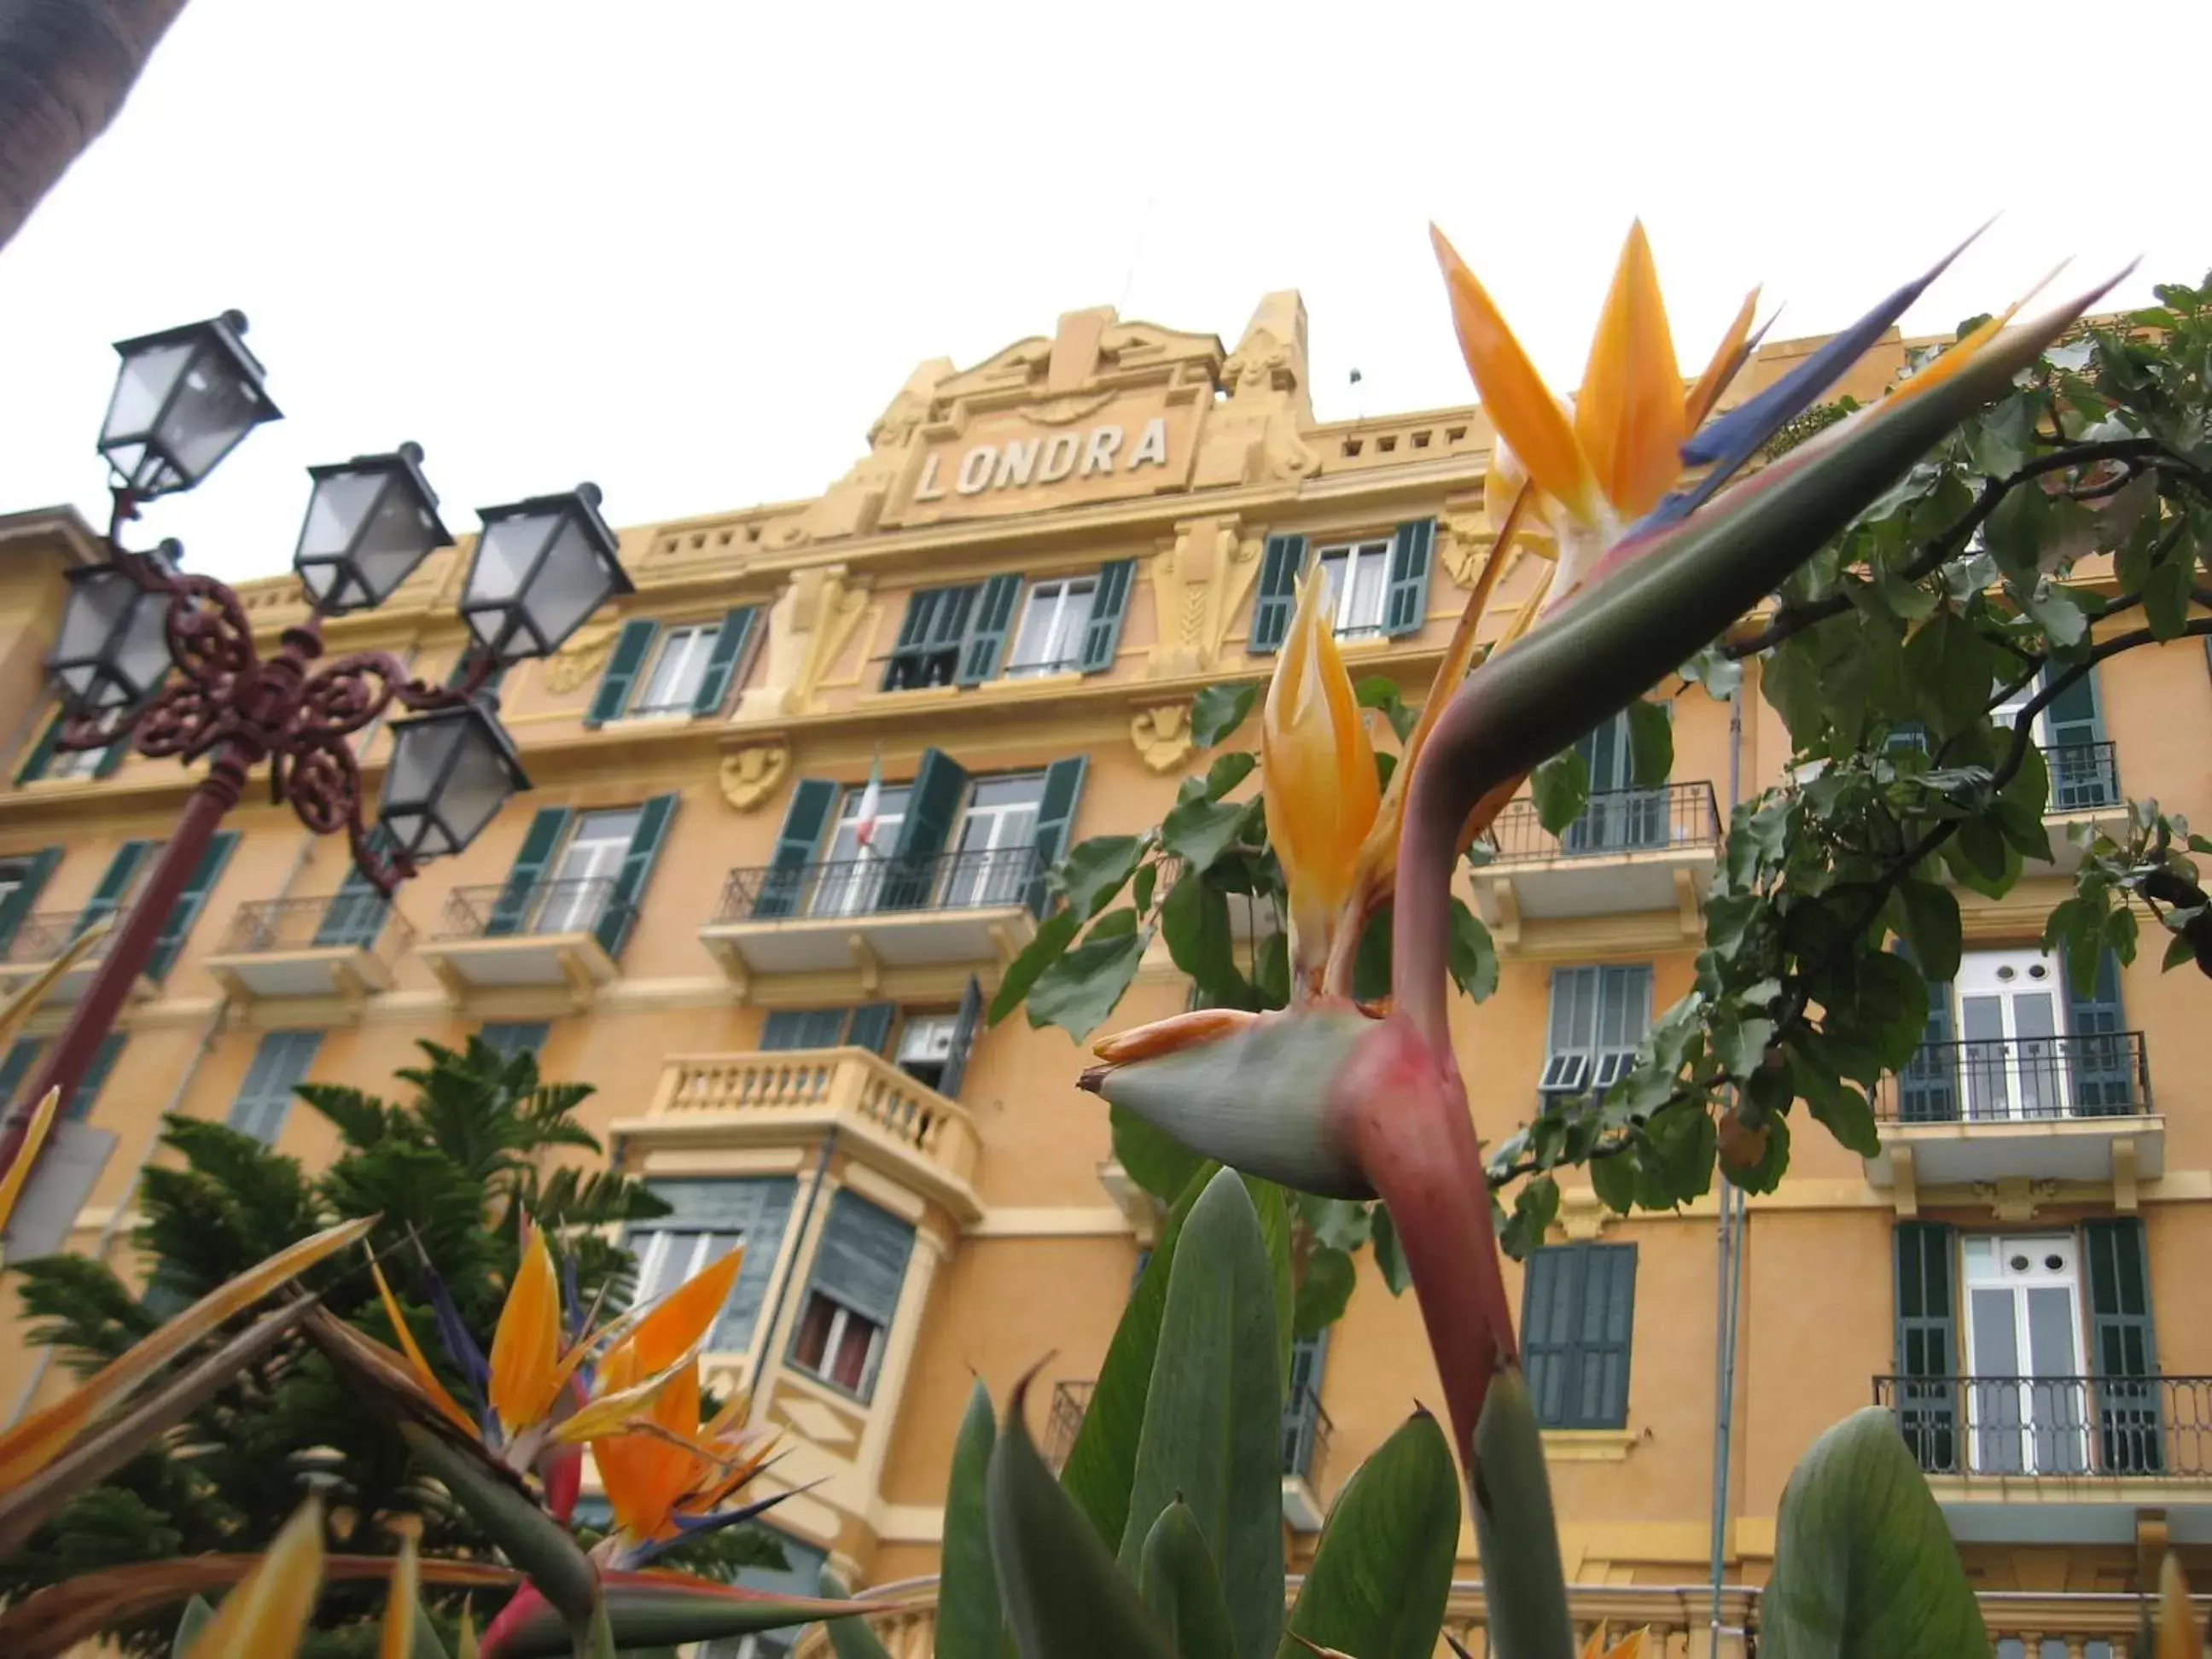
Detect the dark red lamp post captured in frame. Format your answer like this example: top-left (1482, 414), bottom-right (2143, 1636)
top-left (0, 311), bottom-right (631, 1190)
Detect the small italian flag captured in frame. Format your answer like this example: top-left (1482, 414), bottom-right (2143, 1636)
top-left (852, 753), bottom-right (884, 853)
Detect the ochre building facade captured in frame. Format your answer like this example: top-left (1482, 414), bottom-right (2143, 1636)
top-left (0, 292), bottom-right (2203, 1657)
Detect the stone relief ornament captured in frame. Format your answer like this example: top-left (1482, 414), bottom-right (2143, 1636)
top-left (540, 617), bottom-right (622, 694)
top-left (718, 742), bottom-right (791, 812)
top-left (1131, 702), bottom-right (1196, 774)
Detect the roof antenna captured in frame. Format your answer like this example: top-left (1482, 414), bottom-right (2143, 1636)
top-left (1117, 195), bottom-right (1157, 315)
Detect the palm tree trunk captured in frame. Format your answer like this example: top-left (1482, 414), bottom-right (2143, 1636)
top-left (0, 0), bottom-right (192, 255)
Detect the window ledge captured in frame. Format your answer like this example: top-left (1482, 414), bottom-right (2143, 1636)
top-left (1542, 1428), bottom-right (1641, 1461)
top-left (988, 669), bottom-right (1085, 692)
top-left (859, 684), bottom-right (965, 708)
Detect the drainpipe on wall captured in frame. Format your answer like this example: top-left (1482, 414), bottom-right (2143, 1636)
top-left (6, 998), bottom-right (230, 1426)
top-left (1707, 672), bottom-right (1752, 1651)
top-left (748, 1130), bottom-right (836, 1431)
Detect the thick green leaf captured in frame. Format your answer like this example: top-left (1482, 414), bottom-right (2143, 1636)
top-left (1207, 751), bottom-right (1260, 799)
top-left (1293, 1246), bottom-right (1356, 1338)
top-left (990, 1374), bottom-right (1179, 1659)
top-left (1904, 610), bottom-right (1994, 738)
top-left (1139, 1500), bottom-right (1237, 1659)
top-left (486, 1574), bottom-right (887, 1657)
top-left (990, 907), bottom-right (1080, 1024)
top-left (820, 1569), bottom-right (897, 1659)
top-left (1468, 1371), bottom-right (1574, 1659)
top-left (1447, 900), bottom-right (1499, 1004)
top-left (1895, 879), bottom-right (1962, 984)
top-left (1625, 698), bottom-right (1674, 788)
top-left (399, 1423), bottom-right (597, 1627)
top-left (1113, 1103), bottom-right (1208, 1205)
top-left (1762, 1406), bottom-right (1989, 1659)
top-left (171, 1597), bottom-right (214, 1657)
top-left (1062, 837), bottom-right (1149, 920)
top-left (1279, 1411), bottom-right (1460, 1659)
top-left (1530, 748), bottom-right (1590, 836)
top-left (1371, 1203), bottom-right (1412, 1295)
top-left (939, 1380), bottom-right (1004, 1659)
top-left (1027, 921), bottom-right (1149, 1042)
top-left (1061, 1167), bottom-right (1216, 1547)
top-left (1192, 684), bottom-right (1259, 748)
top-left (1161, 873), bottom-right (1238, 992)
top-left (2141, 556), bottom-right (2192, 640)
top-left (1163, 797), bottom-right (1252, 876)
top-left (1119, 1169), bottom-right (1286, 1659)
top-left (1355, 677), bottom-right (1419, 744)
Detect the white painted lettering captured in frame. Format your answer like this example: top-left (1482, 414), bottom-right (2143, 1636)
top-left (955, 445), bottom-right (998, 495)
top-left (1038, 431), bottom-right (1081, 484)
top-left (1080, 425), bottom-right (1124, 477)
top-left (912, 452), bottom-right (946, 501)
top-left (993, 437), bottom-right (1039, 489)
top-left (1126, 416), bottom-right (1169, 471)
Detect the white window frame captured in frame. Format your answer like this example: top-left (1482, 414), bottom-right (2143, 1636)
top-left (631, 1227), bottom-right (748, 1349)
top-left (1961, 1232), bottom-right (2088, 1476)
top-left (540, 806), bottom-right (641, 934)
top-left (1953, 948), bottom-right (2071, 1122)
top-left (1314, 539), bottom-right (1394, 637)
top-left (789, 1288), bottom-right (886, 1400)
top-left (812, 784), bottom-right (911, 917)
top-left (1004, 576), bottom-right (1097, 678)
top-left (44, 741), bottom-right (108, 781)
top-left (630, 622), bottom-right (719, 717)
top-left (946, 772), bottom-right (1045, 906)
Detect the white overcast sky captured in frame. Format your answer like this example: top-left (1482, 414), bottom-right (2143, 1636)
top-left (0, 0), bottom-right (2203, 585)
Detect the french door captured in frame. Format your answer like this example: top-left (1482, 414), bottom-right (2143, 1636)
top-left (1963, 1234), bottom-right (2088, 1475)
top-left (1956, 950), bottom-right (2069, 1121)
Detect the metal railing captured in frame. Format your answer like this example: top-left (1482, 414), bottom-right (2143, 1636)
top-left (1875, 1373), bottom-right (2212, 1477)
top-left (1043, 1380), bottom-right (1094, 1472)
top-left (716, 845), bottom-right (1044, 923)
top-left (1483, 781), bottom-right (1720, 862)
top-left (2046, 740), bottom-right (2122, 812)
top-left (1284, 1382), bottom-right (1333, 1488)
top-left (3, 907), bottom-right (125, 965)
top-left (216, 894), bottom-right (412, 959)
top-left (1879, 1031), bottom-right (2151, 1123)
top-left (436, 876), bottom-right (629, 944)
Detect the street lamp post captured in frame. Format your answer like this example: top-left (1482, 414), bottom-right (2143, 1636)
top-left (0, 311), bottom-right (631, 1190)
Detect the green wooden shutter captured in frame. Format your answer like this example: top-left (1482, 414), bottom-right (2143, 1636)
top-left (93, 737), bottom-right (128, 778)
top-left (0, 848), bottom-right (60, 954)
top-left (754, 779), bottom-right (836, 919)
top-left (2044, 665), bottom-right (2115, 808)
top-left (1520, 1243), bottom-right (1636, 1429)
top-left (2067, 948), bottom-right (2135, 1115)
top-left (488, 808), bottom-right (569, 936)
top-left (1567, 711), bottom-right (1665, 852)
top-left (690, 607), bottom-right (759, 717)
top-left (1382, 519), bottom-right (1435, 637)
top-left (641, 1178), bottom-right (800, 1350)
top-left (762, 1009), bottom-right (847, 1051)
top-left (1540, 965), bottom-right (1599, 1096)
top-left (1025, 756), bottom-right (1088, 917)
top-left (594, 793), bottom-right (678, 958)
top-left (584, 619), bottom-right (660, 727)
top-left (938, 976), bottom-right (983, 1099)
top-left (1894, 1222), bottom-right (1959, 1473)
top-left (313, 858), bottom-right (389, 948)
top-left (66, 1034), bottom-right (126, 1122)
top-left (797, 1190), bottom-right (916, 1400)
top-left (844, 1004), bottom-right (897, 1055)
top-left (1899, 945), bottom-right (1959, 1123)
top-left (1284, 1331), bottom-right (1330, 1478)
top-left (1580, 1243), bottom-right (1637, 1429)
top-left (2084, 1218), bottom-right (2162, 1474)
top-left (227, 1031), bottom-right (322, 1144)
top-left (14, 714), bottom-right (62, 784)
top-left (957, 574), bottom-right (1023, 685)
top-left (1249, 534), bottom-right (1307, 654)
top-left (0, 1038), bottom-right (42, 1104)
top-left (1079, 560), bottom-right (1135, 672)
top-left (884, 749), bottom-right (969, 911)
top-left (147, 830), bottom-right (238, 980)
top-left (79, 840), bottom-right (154, 934)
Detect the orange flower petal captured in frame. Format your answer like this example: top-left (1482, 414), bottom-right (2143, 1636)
top-left (487, 1225), bottom-right (563, 1437)
top-left (1432, 223), bottom-right (1600, 523)
top-left (626, 1245), bottom-right (744, 1377)
top-left (1091, 1008), bottom-right (1261, 1065)
top-left (377, 1534), bottom-right (420, 1659)
top-left (0, 1087), bottom-right (60, 1241)
top-left (370, 1260), bottom-right (477, 1436)
top-left (1575, 221), bottom-right (1687, 521)
top-left (1685, 286), bottom-right (1762, 428)
top-left (184, 1498), bottom-right (325, 1659)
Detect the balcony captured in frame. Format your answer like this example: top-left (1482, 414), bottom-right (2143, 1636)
top-left (205, 895), bottom-right (414, 1006)
top-left (698, 847), bottom-right (1040, 1003)
top-left (0, 909), bottom-right (148, 1006)
top-left (1472, 782), bottom-right (1720, 946)
top-left (1042, 1374), bottom-right (1336, 1530)
top-left (620, 1046), bottom-right (982, 1222)
top-left (1877, 1374), bottom-right (2212, 1539)
top-left (1866, 1033), bottom-right (2161, 1193)
top-left (415, 877), bottom-right (627, 1006)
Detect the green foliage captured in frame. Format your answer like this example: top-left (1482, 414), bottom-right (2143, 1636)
top-left (0, 1039), bottom-right (772, 1656)
top-left (1278, 1412), bottom-right (1459, 1659)
top-left (937, 1382), bottom-right (1004, 1659)
top-left (1763, 1408), bottom-right (1988, 1658)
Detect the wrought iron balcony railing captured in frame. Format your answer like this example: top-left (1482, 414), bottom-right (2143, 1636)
top-left (1040, 1376), bottom-right (1333, 1488)
top-left (1043, 1380), bottom-right (1094, 1473)
top-left (1482, 781), bottom-right (1720, 863)
top-left (716, 845), bottom-right (1045, 923)
top-left (1879, 1031), bottom-right (2151, 1123)
top-left (1875, 1373), bottom-right (2212, 1478)
top-left (435, 876), bottom-right (629, 944)
top-left (2045, 740), bottom-right (2122, 812)
top-left (3, 907), bottom-right (126, 965)
top-left (216, 894), bottom-right (413, 959)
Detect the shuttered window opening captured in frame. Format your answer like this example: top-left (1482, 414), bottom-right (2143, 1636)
top-left (789, 1189), bottom-right (916, 1404)
top-left (227, 1031), bottom-right (323, 1145)
top-left (478, 1022), bottom-right (550, 1061)
top-left (1540, 965), bottom-right (1652, 1100)
top-left (631, 623), bottom-right (720, 714)
top-left (0, 1035), bottom-right (124, 1121)
top-left (882, 585), bottom-right (979, 690)
top-left (632, 1178), bottom-right (797, 1353)
top-left (1521, 1243), bottom-right (1637, 1429)
top-left (17, 712), bottom-right (117, 783)
top-left (1004, 577), bottom-right (1095, 676)
top-left (1316, 539), bottom-right (1394, 636)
